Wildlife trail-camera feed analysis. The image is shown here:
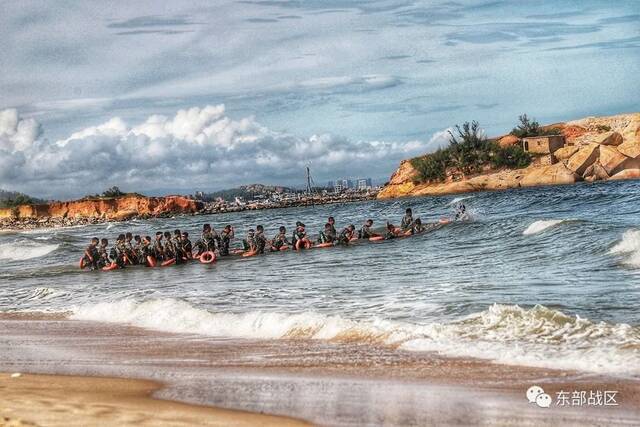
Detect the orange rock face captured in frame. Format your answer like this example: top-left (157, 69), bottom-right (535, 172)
top-left (0, 195), bottom-right (203, 220)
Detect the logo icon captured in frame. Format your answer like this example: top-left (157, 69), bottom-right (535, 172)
top-left (527, 385), bottom-right (551, 408)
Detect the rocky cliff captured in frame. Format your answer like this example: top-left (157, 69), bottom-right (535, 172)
top-left (0, 195), bottom-right (203, 221)
top-left (378, 113), bottom-right (640, 199)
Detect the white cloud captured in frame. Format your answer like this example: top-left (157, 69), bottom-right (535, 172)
top-left (423, 127), bottom-right (453, 153)
top-left (0, 105), bottom-right (433, 199)
top-left (0, 108), bottom-right (41, 153)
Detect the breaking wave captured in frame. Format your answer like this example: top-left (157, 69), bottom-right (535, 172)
top-left (609, 229), bottom-right (640, 267)
top-left (0, 240), bottom-right (59, 261)
top-left (523, 219), bottom-right (566, 235)
top-left (71, 299), bottom-right (640, 375)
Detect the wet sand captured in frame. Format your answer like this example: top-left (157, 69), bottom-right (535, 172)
top-left (0, 373), bottom-right (307, 427)
top-left (0, 315), bottom-right (638, 426)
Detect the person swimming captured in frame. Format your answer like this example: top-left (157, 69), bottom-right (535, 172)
top-left (124, 232), bottom-right (136, 264)
top-left (455, 203), bottom-right (467, 221)
top-left (109, 234), bottom-right (127, 268)
top-left (384, 222), bottom-right (402, 239)
top-left (327, 217), bottom-right (337, 239)
top-left (133, 235), bottom-right (142, 262)
top-left (97, 238), bottom-right (110, 268)
top-left (181, 232), bottom-right (193, 258)
top-left (163, 231), bottom-right (176, 261)
top-left (337, 224), bottom-right (356, 245)
top-left (271, 226), bottom-right (290, 251)
top-left (255, 225), bottom-right (268, 254)
top-left (195, 224), bottom-right (217, 256)
top-left (293, 223), bottom-right (312, 250)
top-left (173, 229), bottom-right (186, 263)
top-left (318, 223), bottom-right (336, 244)
top-left (358, 219), bottom-right (376, 239)
top-left (411, 218), bottom-right (426, 234)
top-left (153, 232), bottom-right (164, 262)
top-left (219, 225), bottom-right (234, 256)
top-left (82, 237), bottom-right (100, 270)
top-left (139, 236), bottom-right (155, 266)
top-left (243, 229), bottom-right (257, 253)
top-left (400, 208), bottom-right (414, 232)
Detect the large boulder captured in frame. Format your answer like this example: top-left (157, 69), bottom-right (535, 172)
top-left (566, 143), bottom-right (600, 176)
top-left (520, 163), bottom-right (579, 187)
top-left (583, 163), bottom-right (609, 182)
top-left (610, 169), bottom-right (640, 181)
top-left (554, 146), bottom-right (579, 161)
top-left (498, 134), bottom-right (520, 148)
top-left (599, 145), bottom-right (631, 176)
top-left (592, 131), bottom-right (623, 146)
top-left (617, 141), bottom-right (640, 159)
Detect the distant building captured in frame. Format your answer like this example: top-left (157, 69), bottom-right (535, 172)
top-left (522, 135), bottom-right (565, 154)
top-left (356, 179), bottom-right (369, 190)
top-left (327, 181), bottom-right (334, 189)
top-left (332, 177), bottom-right (373, 192)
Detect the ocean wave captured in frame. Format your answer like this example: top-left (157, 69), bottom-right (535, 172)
top-left (71, 299), bottom-right (640, 375)
top-left (609, 229), bottom-right (640, 267)
top-left (522, 219), bottom-right (565, 235)
top-left (0, 240), bottom-right (59, 261)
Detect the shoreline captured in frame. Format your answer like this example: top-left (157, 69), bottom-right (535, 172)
top-left (1, 315), bottom-right (638, 426)
top-left (0, 193), bottom-right (376, 232)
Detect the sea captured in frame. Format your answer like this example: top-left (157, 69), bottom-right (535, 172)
top-left (1, 180), bottom-right (639, 376)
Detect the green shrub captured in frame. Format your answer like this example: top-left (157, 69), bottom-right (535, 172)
top-left (596, 124), bottom-right (611, 132)
top-left (411, 148), bottom-right (450, 182)
top-left (490, 142), bottom-right (531, 169)
top-left (412, 120), bottom-right (532, 183)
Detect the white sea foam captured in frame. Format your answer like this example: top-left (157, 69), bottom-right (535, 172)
top-left (522, 219), bottom-right (565, 235)
top-left (609, 229), bottom-right (640, 267)
top-left (448, 196), bottom-right (473, 206)
top-left (0, 240), bottom-right (59, 261)
top-left (71, 299), bottom-right (640, 375)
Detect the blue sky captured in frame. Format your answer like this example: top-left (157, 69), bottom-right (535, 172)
top-left (1, 0), bottom-right (639, 198)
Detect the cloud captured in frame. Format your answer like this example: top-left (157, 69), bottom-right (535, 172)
top-left (423, 128), bottom-right (453, 153)
top-left (0, 109), bottom-right (41, 153)
top-left (0, 106), bottom-right (428, 199)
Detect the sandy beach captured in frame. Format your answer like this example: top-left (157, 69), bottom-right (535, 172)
top-left (0, 373), bottom-right (307, 427)
top-left (1, 315), bottom-right (638, 426)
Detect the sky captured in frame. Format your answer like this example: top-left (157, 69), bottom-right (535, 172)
top-left (1, 0), bottom-right (639, 199)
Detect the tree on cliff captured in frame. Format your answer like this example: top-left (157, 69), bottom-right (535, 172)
top-left (101, 186), bottom-right (125, 198)
top-left (448, 121), bottom-right (490, 176)
top-left (0, 189), bottom-right (43, 208)
top-left (511, 114), bottom-right (561, 138)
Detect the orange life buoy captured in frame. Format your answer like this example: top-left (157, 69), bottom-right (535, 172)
top-left (369, 236), bottom-right (385, 242)
top-left (279, 245), bottom-right (289, 251)
top-left (315, 242), bottom-right (334, 248)
top-left (199, 251), bottom-right (216, 264)
top-left (147, 255), bottom-right (157, 267)
top-left (79, 257), bottom-right (86, 269)
top-left (161, 258), bottom-right (176, 267)
top-left (102, 263), bottom-right (119, 271)
top-left (242, 250), bottom-right (258, 258)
